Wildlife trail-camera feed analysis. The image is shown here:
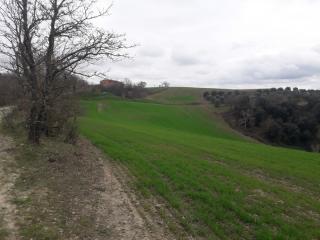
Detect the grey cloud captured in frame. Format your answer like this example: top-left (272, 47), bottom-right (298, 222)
top-left (217, 51), bottom-right (320, 86)
top-left (250, 59), bottom-right (320, 81)
top-left (312, 45), bottom-right (320, 55)
top-left (171, 51), bottom-right (203, 66)
top-left (91, 0), bottom-right (320, 89)
top-left (196, 70), bottom-right (210, 75)
top-left (139, 47), bottom-right (165, 58)
top-left (261, 65), bottom-right (320, 80)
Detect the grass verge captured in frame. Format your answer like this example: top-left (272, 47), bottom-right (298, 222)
top-left (2, 124), bottom-right (107, 240)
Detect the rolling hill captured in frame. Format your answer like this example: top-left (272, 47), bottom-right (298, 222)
top-left (79, 88), bottom-right (320, 239)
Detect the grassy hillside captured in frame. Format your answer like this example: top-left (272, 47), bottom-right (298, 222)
top-left (79, 89), bottom-right (320, 239)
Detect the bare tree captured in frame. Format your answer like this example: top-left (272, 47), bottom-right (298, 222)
top-left (0, 0), bottom-right (128, 143)
top-left (159, 81), bottom-right (170, 88)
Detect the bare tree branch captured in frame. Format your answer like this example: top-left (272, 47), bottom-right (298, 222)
top-left (0, 0), bottom-right (130, 143)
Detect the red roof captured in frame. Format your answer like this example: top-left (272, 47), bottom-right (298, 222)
top-left (100, 79), bottom-right (122, 87)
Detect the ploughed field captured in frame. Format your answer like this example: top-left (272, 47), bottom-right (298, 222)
top-left (79, 89), bottom-right (320, 239)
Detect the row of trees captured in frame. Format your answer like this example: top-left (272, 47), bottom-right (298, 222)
top-left (101, 79), bottom-right (148, 99)
top-left (100, 79), bottom-right (170, 99)
top-left (0, 0), bottom-right (128, 143)
top-left (204, 88), bottom-right (320, 151)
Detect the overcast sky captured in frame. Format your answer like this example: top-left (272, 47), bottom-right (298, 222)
top-left (93, 0), bottom-right (320, 89)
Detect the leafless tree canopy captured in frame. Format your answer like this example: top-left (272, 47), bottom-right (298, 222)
top-left (0, 0), bottom-right (129, 143)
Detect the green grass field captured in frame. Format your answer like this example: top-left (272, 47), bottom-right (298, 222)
top-left (79, 89), bottom-right (320, 239)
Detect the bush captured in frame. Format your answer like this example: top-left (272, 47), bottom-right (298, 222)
top-left (204, 87), bottom-right (320, 151)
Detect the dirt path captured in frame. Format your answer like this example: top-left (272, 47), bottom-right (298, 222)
top-left (10, 135), bottom-right (177, 239)
top-left (97, 163), bottom-right (157, 239)
top-left (82, 139), bottom-right (175, 240)
top-left (0, 134), bottom-right (19, 240)
top-left (0, 106), bottom-right (177, 239)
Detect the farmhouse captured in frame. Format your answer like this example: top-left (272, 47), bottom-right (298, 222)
top-left (100, 79), bottom-right (123, 89)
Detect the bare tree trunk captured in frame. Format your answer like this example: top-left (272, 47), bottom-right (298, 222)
top-left (28, 102), bottom-right (40, 144)
top-left (21, 0), bottom-right (41, 143)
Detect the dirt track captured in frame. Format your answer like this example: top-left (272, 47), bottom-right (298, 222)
top-left (0, 134), bottom-right (19, 240)
top-left (79, 138), bottom-right (175, 240)
top-left (0, 132), bottom-right (175, 239)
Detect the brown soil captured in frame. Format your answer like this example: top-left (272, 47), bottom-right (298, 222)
top-left (1, 131), bottom-right (177, 239)
top-left (0, 134), bottom-right (19, 240)
top-left (0, 104), bottom-right (182, 239)
top-left (80, 138), bottom-right (176, 240)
